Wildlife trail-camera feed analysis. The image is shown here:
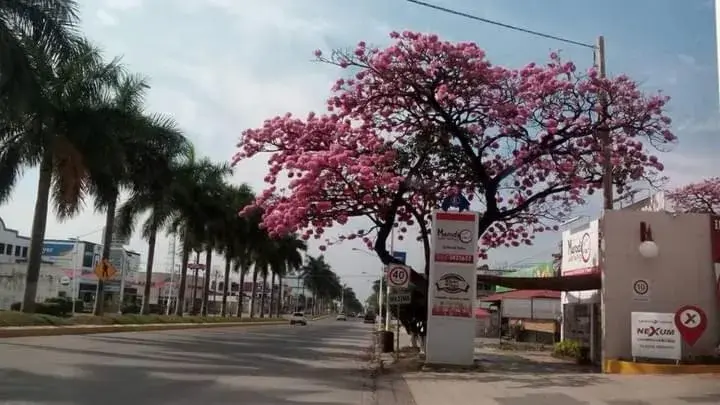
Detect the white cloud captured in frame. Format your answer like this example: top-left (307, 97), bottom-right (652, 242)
top-left (95, 10), bottom-right (117, 26)
top-left (103, 0), bottom-right (143, 11)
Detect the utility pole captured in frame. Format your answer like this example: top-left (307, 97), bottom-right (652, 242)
top-left (595, 36), bottom-right (613, 210)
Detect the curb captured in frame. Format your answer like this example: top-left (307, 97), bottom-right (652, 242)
top-left (603, 359), bottom-right (720, 375)
top-left (0, 320), bottom-right (288, 338)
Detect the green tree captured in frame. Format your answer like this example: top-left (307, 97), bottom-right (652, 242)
top-left (0, 38), bottom-right (138, 312)
top-left (0, 0), bottom-right (79, 119)
top-left (88, 73), bottom-right (190, 315)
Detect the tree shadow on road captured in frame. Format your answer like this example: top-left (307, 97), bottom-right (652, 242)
top-left (0, 323), bottom-right (375, 404)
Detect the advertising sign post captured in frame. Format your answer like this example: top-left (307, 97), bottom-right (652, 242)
top-left (425, 209), bottom-right (479, 366)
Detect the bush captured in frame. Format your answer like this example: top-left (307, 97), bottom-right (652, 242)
top-left (10, 302), bottom-right (21, 311)
top-left (552, 340), bottom-right (582, 360)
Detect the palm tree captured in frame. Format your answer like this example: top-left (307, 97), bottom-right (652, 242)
top-left (115, 145), bottom-right (196, 315)
top-left (302, 255), bottom-right (341, 315)
top-left (0, 37), bottom-right (139, 312)
top-left (88, 74), bottom-right (190, 315)
top-left (166, 158), bottom-right (230, 316)
top-left (270, 235), bottom-right (306, 317)
top-left (215, 184), bottom-right (255, 316)
top-left (0, 0), bottom-right (79, 119)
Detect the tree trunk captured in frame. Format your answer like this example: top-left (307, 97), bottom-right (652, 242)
top-left (221, 252), bottom-right (231, 316)
top-left (201, 247), bottom-right (212, 316)
top-left (260, 273), bottom-right (268, 318)
top-left (141, 230), bottom-right (157, 315)
top-left (94, 193), bottom-right (118, 316)
top-left (276, 275), bottom-right (283, 317)
top-left (175, 235), bottom-right (191, 316)
top-left (22, 150), bottom-right (54, 313)
top-left (268, 272), bottom-right (276, 319)
top-left (249, 270), bottom-right (258, 318)
top-left (236, 268), bottom-right (246, 317)
top-left (191, 251), bottom-right (200, 314)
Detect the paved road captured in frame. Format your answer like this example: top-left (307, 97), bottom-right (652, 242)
top-left (0, 319), bottom-right (376, 405)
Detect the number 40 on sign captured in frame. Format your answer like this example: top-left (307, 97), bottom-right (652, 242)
top-left (386, 265), bottom-right (410, 289)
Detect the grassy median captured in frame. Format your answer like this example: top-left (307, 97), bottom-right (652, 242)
top-left (0, 311), bottom-right (283, 327)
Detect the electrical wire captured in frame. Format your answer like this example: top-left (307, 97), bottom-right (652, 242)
top-left (406, 0), bottom-right (596, 49)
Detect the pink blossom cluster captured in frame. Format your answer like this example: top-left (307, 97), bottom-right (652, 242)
top-left (667, 177), bottom-right (720, 215)
top-left (232, 31), bottom-right (676, 257)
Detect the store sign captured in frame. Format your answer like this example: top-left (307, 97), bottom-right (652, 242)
top-left (630, 312), bottom-right (681, 361)
top-left (432, 212), bottom-right (478, 264)
top-left (561, 220), bottom-right (599, 276)
top-left (426, 209), bottom-right (479, 366)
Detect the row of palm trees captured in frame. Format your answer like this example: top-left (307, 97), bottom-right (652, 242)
top-left (297, 256), bottom-right (364, 315)
top-left (0, 1), bottom-right (365, 317)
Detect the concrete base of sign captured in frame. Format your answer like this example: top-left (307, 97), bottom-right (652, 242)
top-left (603, 359), bottom-right (720, 374)
top-left (425, 317), bottom-right (475, 366)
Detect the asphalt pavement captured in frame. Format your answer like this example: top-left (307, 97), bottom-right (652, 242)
top-left (0, 318), bottom-right (376, 405)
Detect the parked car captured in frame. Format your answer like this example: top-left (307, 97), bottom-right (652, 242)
top-left (363, 313), bottom-right (377, 324)
top-left (336, 313), bottom-right (347, 321)
top-left (290, 312), bottom-right (307, 326)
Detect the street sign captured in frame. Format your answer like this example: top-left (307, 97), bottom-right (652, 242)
top-left (674, 305), bottom-right (707, 346)
top-left (387, 264), bottom-right (410, 288)
top-left (392, 251), bottom-right (407, 264)
top-left (94, 258), bottom-right (117, 281)
top-left (388, 292), bottom-right (412, 305)
top-left (632, 279), bottom-right (650, 302)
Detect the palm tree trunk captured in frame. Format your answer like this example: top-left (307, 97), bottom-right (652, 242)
top-left (236, 268), bottom-right (246, 317)
top-left (201, 247), bottom-right (212, 316)
top-left (249, 270), bottom-right (258, 318)
top-left (94, 193), bottom-right (118, 316)
top-left (141, 230), bottom-right (157, 315)
top-left (191, 251), bottom-right (200, 313)
top-left (276, 275), bottom-right (283, 317)
top-left (221, 252), bottom-right (231, 316)
top-left (175, 236), bottom-right (191, 316)
top-left (268, 272), bottom-right (276, 318)
top-left (22, 150), bottom-right (53, 313)
top-left (260, 273), bottom-right (269, 318)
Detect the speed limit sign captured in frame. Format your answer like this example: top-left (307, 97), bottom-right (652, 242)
top-left (387, 265), bottom-right (410, 288)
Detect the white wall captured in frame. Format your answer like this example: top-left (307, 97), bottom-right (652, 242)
top-left (0, 263), bottom-right (65, 309)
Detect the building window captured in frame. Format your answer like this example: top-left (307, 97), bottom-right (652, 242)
top-left (14, 245), bottom-right (20, 256)
top-left (21, 247), bottom-right (27, 258)
top-left (5, 244), bottom-right (12, 255)
top-left (0, 243), bottom-right (5, 255)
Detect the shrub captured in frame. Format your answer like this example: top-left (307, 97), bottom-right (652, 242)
top-left (552, 340), bottom-right (582, 360)
top-left (10, 302), bottom-right (21, 311)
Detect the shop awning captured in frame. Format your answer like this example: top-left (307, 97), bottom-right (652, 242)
top-left (480, 289), bottom-right (561, 302)
top-left (476, 272), bottom-right (601, 292)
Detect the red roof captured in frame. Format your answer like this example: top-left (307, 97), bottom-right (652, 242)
top-left (480, 289), bottom-right (561, 302)
top-left (474, 307), bottom-right (491, 318)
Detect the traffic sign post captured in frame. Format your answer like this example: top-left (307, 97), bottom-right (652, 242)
top-left (386, 265), bottom-right (410, 289)
top-left (94, 258), bottom-right (117, 281)
top-left (674, 305), bottom-right (707, 346)
top-left (388, 291), bottom-right (412, 305)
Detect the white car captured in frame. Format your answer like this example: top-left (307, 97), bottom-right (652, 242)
top-left (290, 312), bottom-right (307, 326)
top-left (336, 313), bottom-right (347, 321)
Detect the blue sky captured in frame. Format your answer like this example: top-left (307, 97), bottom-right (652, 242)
top-left (2, 0), bottom-right (719, 300)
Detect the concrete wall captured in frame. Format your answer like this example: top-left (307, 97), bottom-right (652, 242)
top-left (603, 211), bottom-right (718, 360)
top-left (0, 263), bottom-right (66, 309)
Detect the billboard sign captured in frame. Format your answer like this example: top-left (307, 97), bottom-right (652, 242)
top-left (41, 241), bottom-right (75, 266)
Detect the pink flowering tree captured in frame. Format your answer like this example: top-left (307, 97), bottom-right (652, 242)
top-left (233, 31), bottom-right (675, 330)
top-left (667, 177), bottom-right (720, 214)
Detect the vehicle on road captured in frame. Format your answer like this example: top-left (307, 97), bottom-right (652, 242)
top-left (336, 313), bottom-right (347, 321)
top-left (363, 313), bottom-right (377, 324)
top-left (290, 312), bottom-right (307, 325)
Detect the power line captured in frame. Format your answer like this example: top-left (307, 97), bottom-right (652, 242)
top-left (406, 0), bottom-right (595, 49)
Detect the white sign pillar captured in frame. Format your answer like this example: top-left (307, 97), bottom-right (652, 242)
top-left (425, 210), bottom-right (479, 366)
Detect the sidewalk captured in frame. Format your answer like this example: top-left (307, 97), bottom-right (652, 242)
top-left (387, 331), bottom-right (720, 405)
